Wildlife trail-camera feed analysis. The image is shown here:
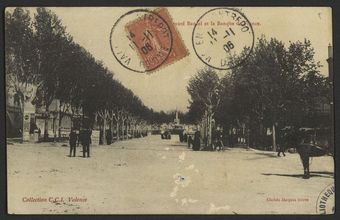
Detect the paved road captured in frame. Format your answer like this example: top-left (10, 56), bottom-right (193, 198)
top-left (7, 135), bottom-right (334, 214)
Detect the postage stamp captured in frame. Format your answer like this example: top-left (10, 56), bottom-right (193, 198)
top-left (110, 9), bottom-right (173, 73)
top-left (192, 8), bottom-right (254, 70)
top-left (110, 8), bottom-right (178, 73)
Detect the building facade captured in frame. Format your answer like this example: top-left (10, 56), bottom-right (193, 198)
top-left (6, 84), bottom-right (81, 141)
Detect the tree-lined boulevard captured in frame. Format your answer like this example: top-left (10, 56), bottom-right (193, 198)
top-left (6, 7), bottom-right (332, 152)
top-left (6, 8), bottom-right (173, 144)
top-left (5, 7), bottom-right (334, 214)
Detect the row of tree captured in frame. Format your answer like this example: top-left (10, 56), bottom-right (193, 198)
top-left (5, 7), bottom-right (173, 143)
top-left (187, 37), bottom-right (331, 150)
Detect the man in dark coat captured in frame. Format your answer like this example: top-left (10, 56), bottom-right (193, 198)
top-left (69, 129), bottom-right (78, 157)
top-left (183, 130), bottom-right (188, 142)
top-left (277, 130), bottom-right (286, 157)
top-left (179, 130), bottom-right (184, 142)
top-left (106, 129), bottom-right (113, 145)
top-left (193, 131), bottom-right (201, 151)
top-left (187, 135), bottom-right (193, 148)
top-left (214, 127), bottom-right (224, 151)
top-left (80, 129), bottom-right (92, 158)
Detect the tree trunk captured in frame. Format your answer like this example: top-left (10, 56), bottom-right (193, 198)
top-left (246, 128), bottom-right (250, 148)
top-left (204, 112), bottom-right (209, 145)
top-left (102, 116), bottom-right (107, 145)
top-left (58, 103), bottom-right (62, 138)
top-left (126, 123), bottom-right (129, 139)
top-left (136, 125), bottom-right (139, 137)
top-left (58, 112), bottom-right (62, 138)
top-left (109, 121), bottom-right (112, 144)
top-left (208, 113), bottom-right (212, 147)
top-left (52, 116), bottom-right (57, 141)
top-left (203, 111), bottom-right (208, 146)
top-left (132, 124), bottom-right (135, 138)
top-left (58, 112), bottom-right (65, 138)
top-left (122, 120), bottom-right (124, 140)
top-left (44, 103), bottom-right (49, 141)
top-left (272, 123), bottom-right (277, 152)
top-left (125, 123), bottom-right (128, 140)
top-left (21, 102), bottom-right (25, 142)
top-left (111, 121), bottom-right (114, 141)
top-left (116, 121), bottom-right (120, 141)
top-left (99, 125), bottom-right (104, 145)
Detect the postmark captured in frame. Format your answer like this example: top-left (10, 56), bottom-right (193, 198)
top-left (316, 183), bottom-right (335, 214)
top-left (192, 8), bottom-right (254, 70)
top-left (110, 9), bottom-right (173, 73)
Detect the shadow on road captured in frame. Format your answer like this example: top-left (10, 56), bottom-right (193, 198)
top-left (254, 152), bottom-right (278, 158)
top-left (245, 152), bottom-right (278, 160)
top-left (170, 144), bottom-right (186, 147)
top-left (261, 171), bottom-right (334, 179)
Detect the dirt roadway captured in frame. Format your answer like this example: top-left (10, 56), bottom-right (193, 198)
top-left (7, 135), bottom-right (334, 214)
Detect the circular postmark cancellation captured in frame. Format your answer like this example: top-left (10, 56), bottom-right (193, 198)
top-left (110, 9), bottom-right (173, 73)
top-left (316, 183), bottom-right (335, 214)
top-left (192, 8), bottom-right (254, 70)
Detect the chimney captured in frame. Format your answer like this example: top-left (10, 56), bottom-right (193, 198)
top-left (328, 43), bottom-right (333, 58)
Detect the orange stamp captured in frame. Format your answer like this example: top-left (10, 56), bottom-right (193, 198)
top-left (110, 8), bottom-right (188, 73)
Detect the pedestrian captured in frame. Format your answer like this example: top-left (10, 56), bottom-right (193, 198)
top-left (188, 135), bottom-right (193, 148)
top-left (277, 144), bottom-right (286, 157)
top-left (79, 129), bottom-right (85, 157)
top-left (179, 130), bottom-right (184, 142)
top-left (277, 129), bottom-right (286, 157)
top-left (193, 130), bottom-right (201, 151)
top-left (99, 129), bottom-right (103, 145)
top-left (215, 127), bottom-right (224, 151)
top-left (81, 129), bottom-right (91, 158)
top-left (38, 128), bottom-right (41, 139)
top-left (183, 130), bottom-right (188, 142)
top-left (69, 129), bottom-right (78, 157)
top-left (79, 129), bottom-right (90, 158)
top-left (106, 129), bottom-right (113, 145)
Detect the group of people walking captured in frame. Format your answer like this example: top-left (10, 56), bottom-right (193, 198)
top-left (180, 127), bottom-right (225, 152)
top-left (69, 128), bottom-right (92, 158)
top-left (179, 130), bottom-right (201, 151)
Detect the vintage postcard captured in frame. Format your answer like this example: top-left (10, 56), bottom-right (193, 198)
top-left (5, 6), bottom-right (334, 214)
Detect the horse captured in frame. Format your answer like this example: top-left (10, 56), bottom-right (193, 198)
top-left (281, 128), bottom-right (329, 179)
top-left (295, 143), bottom-right (327, 179)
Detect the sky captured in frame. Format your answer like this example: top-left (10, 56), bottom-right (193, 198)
top-left (19, 7), bottom-right (333, 112)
